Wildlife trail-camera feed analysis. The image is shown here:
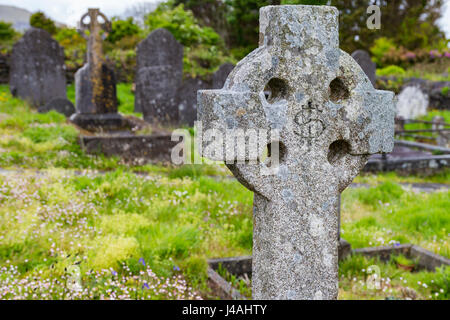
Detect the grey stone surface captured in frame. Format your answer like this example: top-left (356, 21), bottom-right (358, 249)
top-left (208, 238), bottom-right (351, 280)
top-left (396, 86), bottom-right (428, 119)
top-left (80, 133), bottom-right (177, 164)
top-left (429, 81), bottom-right (450, 110)
top-left (38, 98), bottom-right (75, 117)
top-left (134, 30), bottom-right (233, 126)
top-left (395, 139), bottom-right (450, 154)
top-left (365, 153), bottom-right (450, 175)
top-left (410, 245), bottom-right (450, 271)
top-left (178, 77), bottom-right (211, 126)
top-left (209, 256), bottom-right (253, 278)
top-left (137, 65), bottom-right (182, 124)
top-left (432, 116), bottom-right (449, 148)
top-left (135, 28), bottom-right (183, 122)
top-left (351, 50), bottom-right (376, 86)
top-left (365, 141), bottom-right (450, 174)
top-left (75, 62), bottom-right (118, 114)
top-left (198, 5), bottom-right (395, 300)
top-left (70, 113), bottom-right (131, 132)
top-left (9, 28), bottom-right (66, 107)
top-left (353, 245), bottom-right (413, 263)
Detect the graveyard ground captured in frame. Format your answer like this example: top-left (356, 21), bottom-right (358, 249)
top-left (0, 85), bottom-right (448, 300)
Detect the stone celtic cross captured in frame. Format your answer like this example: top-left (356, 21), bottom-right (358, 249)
top-left (75, 8), bottom-right (117, 115)
top-left (79, 8), bottom-right (111, 71)
top-left (198, 5), bottom-right (395, 300)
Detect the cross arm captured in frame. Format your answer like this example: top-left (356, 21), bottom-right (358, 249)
top-left (197, 89), bottom-right (269, 162)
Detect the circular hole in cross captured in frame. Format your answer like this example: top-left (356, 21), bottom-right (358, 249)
top-left (327, 140), bottom-right (350, 165)
top-left (261, 141), bottom-right (287, 167)
top-left (97, 15), bottom-right (105, 24)
top-left (264, 78), bottom-right (289, 104)
top-left (82, 15), bottom-right (91, 25)
top-left (329, 78), bottom-right (350, 103)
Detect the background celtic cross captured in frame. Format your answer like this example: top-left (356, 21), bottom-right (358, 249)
top-left (198, 5), bottom-right (395, 300)
top-left (79, 8), bottom-right (110, 66)
top-left (75, 8), bottom-right (116, 114)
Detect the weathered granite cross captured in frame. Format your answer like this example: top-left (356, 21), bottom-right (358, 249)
top-left (198, 5), bottom-right (395, 300)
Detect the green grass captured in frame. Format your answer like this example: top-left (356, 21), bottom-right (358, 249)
top-left (341, 182), bottom-right (450, 258)
top-left (0, 85), bottom-right (227, 176)
top-left (0, 84), bottom-right (448, 300)
top-left (355, 170), bottom-right (450, 185)
top-left (1, 169), bottom-right (447, 300)
top-left (0, 85), bottom-right (122, 170)
top-left (216, 263), bottom-right (252, 299)
top-left (338, 255), bottom-right (449, 300)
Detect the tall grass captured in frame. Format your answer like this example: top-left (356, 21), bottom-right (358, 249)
top-left (342, 183), bottom-right (449, 257)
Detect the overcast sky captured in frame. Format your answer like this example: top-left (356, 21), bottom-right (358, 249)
top-left (2, 0), bottom-right (450, 38)
top-left (2, 0), bottom-right (160, 25)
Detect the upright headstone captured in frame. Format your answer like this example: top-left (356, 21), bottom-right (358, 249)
top-left (396, 86), bottom-right (429, 119)
top-left (178, 63), bottom-right (235, 126)
top-left (134, 28), bottom-right (183, 125)
top-left (178, 77), bottom-right (210, 127)
top-left (351, 50), bottom-right (376, 87)
top-left (198, 5), bottom-right (395, 300)
top-left (70, 9), bottom-right (125, 131)
top-left (9, 28), bottom-right (66, 107)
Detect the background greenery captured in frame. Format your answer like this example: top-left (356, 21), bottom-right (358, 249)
top-left (1, 0), bottom-right (448, 81)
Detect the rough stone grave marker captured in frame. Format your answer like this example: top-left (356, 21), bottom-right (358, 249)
top-left (70, 9), bottom-right (126, 131)
top-left (198, 5), bottom-right (395, 300)
top-left (396, 86), bottom-right (429, 119)
top-left (178, 77), bottom-right (210, 127)
top-left (134, 28), bottom-right (183, 124)
top-left (351, 50), bottom-right (376, 87)
top-left (10, 28), bottom-right (66, 107)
